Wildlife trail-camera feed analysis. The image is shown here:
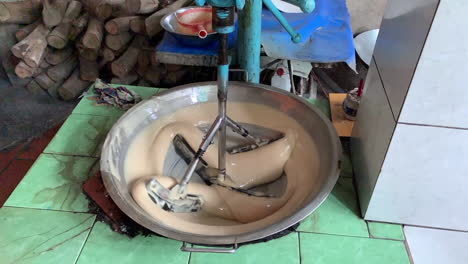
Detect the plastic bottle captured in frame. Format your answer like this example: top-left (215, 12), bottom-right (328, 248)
top-left (271, 66), bottom-right (291, 92)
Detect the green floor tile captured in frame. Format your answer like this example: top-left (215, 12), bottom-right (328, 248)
top-left (5, 154), bottom-right (97, 212)
top-left (76, 222), bottom-right (188, 264)
top-left (190, 232), bottom-right (299, 264)
top-left (300, 233), bottom-right (411, 264)
top-left (297, 178), bottom-right (368, 237)
top-left (73, 85), bottom-right (161, 117)
top-left (0, 207), bottom-right (95, 264)
top-left (368, 222), bottom-right (405, 240)
top-left (44, 114), bottom-right (117, 157)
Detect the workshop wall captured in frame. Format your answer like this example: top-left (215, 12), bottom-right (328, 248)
top-left (347, 0), bottom-right (387, 34)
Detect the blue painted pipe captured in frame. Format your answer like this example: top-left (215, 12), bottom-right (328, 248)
top-left (238, 0), bottom-right (262, 83)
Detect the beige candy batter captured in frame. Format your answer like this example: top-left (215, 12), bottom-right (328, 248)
top-left (147, 122), bottom-right (296, 189)
top-left (125, 102), bottom-right (321, 236)
top-left (132, 175), bottom-right (295, 223)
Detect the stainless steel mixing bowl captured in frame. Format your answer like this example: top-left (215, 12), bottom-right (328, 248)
top-left (100, 82), bottom-right (341, 245)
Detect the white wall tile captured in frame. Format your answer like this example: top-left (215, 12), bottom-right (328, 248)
top-left (400, 0), bottom-right (468, 128)
top-left (366, 124), bottom-right (468, 230)
top-left (405, 226), bottom-right (468, 264)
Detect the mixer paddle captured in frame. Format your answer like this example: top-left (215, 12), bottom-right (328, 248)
top-left (146, 6), bottom-right (284, 213)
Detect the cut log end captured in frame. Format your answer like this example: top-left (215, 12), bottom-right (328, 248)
top-left (15, 61), bottom-right (35, 78)
top-left (104, 21), bottom-right (119, 35)
top-left (0, 3), bottom-right (12, 22)
top-left (47, 35), bottom-right (67, 49)
top-left (95, 3), bottom-right (113, 20)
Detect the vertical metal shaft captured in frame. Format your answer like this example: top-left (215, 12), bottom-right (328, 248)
top-left (179, 116), bottom-right (223, 186)
top-left (217, 33), bottom-right (229, 181)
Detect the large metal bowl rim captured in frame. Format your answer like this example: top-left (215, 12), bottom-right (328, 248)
top-left (101, 81), bottom-right (341, 245)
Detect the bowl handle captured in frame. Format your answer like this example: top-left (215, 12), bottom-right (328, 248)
top-left (180, 241), bottom-right (238, 253)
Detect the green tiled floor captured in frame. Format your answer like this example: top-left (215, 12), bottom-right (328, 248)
top-left (297, 178), bottom-right (369, 237)
top-left (76, 222), bottom-right (188, 264)
top-left (0, 207), bottom-right (95, 264)
top-left (300, 233), bottom-right (411, 264)
top-left (44, 114), bottom-right (117, 157)
top-left (190, 233), bottom-right (299, 264)
top-left (368, 222), bottom-right (405, 240)
top-left (72, 85), bottom-right (160, 117)
top-left (5, 154), bottom-right (97, 212)
top-left (1, 84), bottom-right (412, 264)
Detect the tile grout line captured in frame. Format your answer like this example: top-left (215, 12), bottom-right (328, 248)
top-left (42, 152), bottom-right (99, 159)
top-left (3, 205), bottom-right (96, 215)
top-left (297, 232), bottom-right (302, 264)
top-left (365, 221), bottom-right (372, 238)
top-left (73, 218), bottom-right (98, 264)
top-left (402, 227), bottom-right (415, 264)
top-left (403, 224), bottom-right (468, 234)
top-left (297, 230), bottom-right (405, 242)
top-left (398, 122), bottom-right (468, 131)
top-left (187, 252), bottom-right (192, 264)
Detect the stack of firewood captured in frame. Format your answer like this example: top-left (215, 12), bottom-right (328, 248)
top-left (0, 0), bottom-right (192, 101)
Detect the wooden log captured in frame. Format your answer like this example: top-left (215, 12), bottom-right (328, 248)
top-left (111, 35), bottom-right (145, 77)
top-left (126, 0), bottom-right (159, 14)
top-left (109, 0), bottom-right (133, 17)
top-left (145, 0), bottom-right (191, 37)
top-left (82, 18), bottom-right (104, 50)
top-left (136, 50), bottom-right (150, 76)
top-left (35, 71), bottom-right (56, 89)
top-left (150, 50), bottom-right (158, 65)
top-left (23, 40), bottom-right (49, 69)
top-left (77, 44), bottom-right (99, 61)
top-left (137, 78), bottom-right (151, 87)
top-left (111, 70), bottom-right (138, 85)
top-left (102, 46), bottom-right (117, 62)
top-left (15, 61), bottom-right (36, 78)
top-left (2, 51), bottom-right (31, 87)
top-left (62, 0), bottom-right (82, 23)
top-left (47, 23), bottom-right (71, 49)
top-left (46, 46), bottom-right (74, 65)
top-left (79, 57), bottom-right (99, 81)
top-left (59, 68), bottom-right (91, 100)
top-left (15, 20), bottom-right (40, 42)
top-left (46, 79), bottom-right (66, 98)
top-left (143, 66), bottom-right (160, 86)
top-left (80, 0), bottom-right (112, 20)
top-left (105, 32), bottom-right (133, 51)
top-left (105, 16), bottom-right (138, 35)
top-left (40, 59), bottom-right (51, 69)
top-left (0, 0), bottom-right (42, 24)
top-left (69, 13), bottom-right (89, 41)
top-left (13, 25), bottom-right (50, 69)
top-left (162, 67), bottom-right (188, 86)
top-left (129, 16), bottom-right (146, 34)
top-left (47, 54), bottom-right (77, 81)
top-left (11, 23), bottom-right (49, 59)
top-left (42, 0), bottom-right (70, 28)
top-left (26, 79), bottom-right (45, 94)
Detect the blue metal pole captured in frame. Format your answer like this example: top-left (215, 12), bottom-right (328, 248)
top-left (238, 0), bottom-right (262, 83)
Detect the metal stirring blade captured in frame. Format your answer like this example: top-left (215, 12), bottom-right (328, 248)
top-left (146, 6), bottom-right (283, 213)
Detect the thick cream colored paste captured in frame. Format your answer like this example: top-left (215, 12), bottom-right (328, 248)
top-left (125, 102), bottom-right (321, 236)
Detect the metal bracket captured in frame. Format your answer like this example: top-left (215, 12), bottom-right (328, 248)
top-left (181, 242), bottom-right (238, 253)
top-left (262, 0), bottom-right (302, 43)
